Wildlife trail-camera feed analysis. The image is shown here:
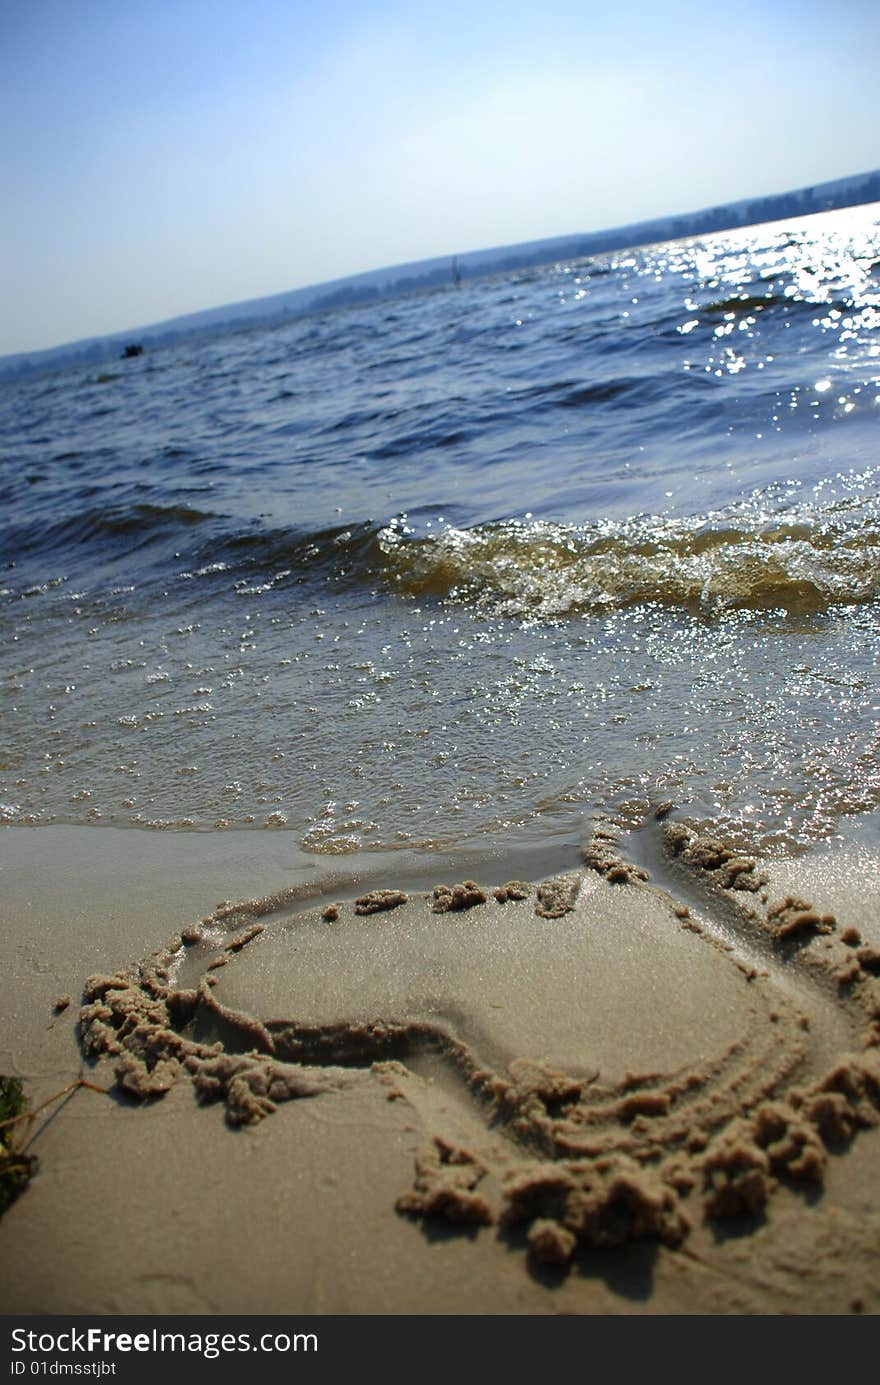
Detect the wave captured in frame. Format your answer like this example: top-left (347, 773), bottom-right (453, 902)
top-left (698, 291), bottom-right (858, 319)
top-left (1, 500), bottom-right (216, 559)
top-left (8, 493), bottom-right (878, 619)
top-left (373, 506), bottom-right (880, 617)
top-left (178, 501), bottom-right (880, 618)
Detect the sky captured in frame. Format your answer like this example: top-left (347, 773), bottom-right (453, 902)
top-left (2, 0), bottom-right (879, 356)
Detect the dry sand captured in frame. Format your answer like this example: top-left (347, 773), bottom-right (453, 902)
top-left (1, 817), bottom-right (879, 1315)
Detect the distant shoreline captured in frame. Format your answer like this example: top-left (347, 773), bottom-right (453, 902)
top-left (3, 165), bottom-right (879, 379)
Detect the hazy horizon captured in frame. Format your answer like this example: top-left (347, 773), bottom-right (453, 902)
top-left (3, 0), bottom-right (879, 356)
top-left (3, 163), bottom-right (878, 366)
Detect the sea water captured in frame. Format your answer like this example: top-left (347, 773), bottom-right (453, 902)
top-left (2, 204), bottom-right (880, 862)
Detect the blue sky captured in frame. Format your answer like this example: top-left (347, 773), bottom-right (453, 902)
top-left (2, 0), bottom-right (878, 355)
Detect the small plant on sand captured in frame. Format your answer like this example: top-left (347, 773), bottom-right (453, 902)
top-left (0, 1077), bottom-right (38, 1216)
top-left (0, 1074), bottom-right (110, 1218)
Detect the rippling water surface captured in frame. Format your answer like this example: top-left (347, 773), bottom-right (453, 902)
top-left (3, 204), bottom-right (880, 854)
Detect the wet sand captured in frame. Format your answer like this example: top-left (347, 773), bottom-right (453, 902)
top-left (1, 820), bottom-right (879, 1315)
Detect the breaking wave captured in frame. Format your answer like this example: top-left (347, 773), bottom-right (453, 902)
top-left (375, 500), bottom-right (880, 617)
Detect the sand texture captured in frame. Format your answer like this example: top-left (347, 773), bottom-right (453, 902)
top-left (1, 818), bottom-right (879, 1315)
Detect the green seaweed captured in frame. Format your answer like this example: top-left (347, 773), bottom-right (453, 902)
top-left (0, 1077), bottom-right (38, 1216)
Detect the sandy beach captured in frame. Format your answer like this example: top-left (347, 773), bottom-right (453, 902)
top-left (2, 817), bottom-right (878, 1316)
